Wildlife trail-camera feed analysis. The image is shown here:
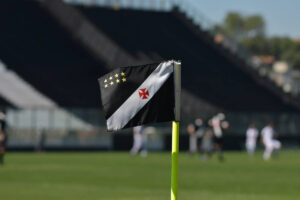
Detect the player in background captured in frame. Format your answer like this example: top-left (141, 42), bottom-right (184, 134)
top-left (210, 113), bottom-right (229, 162)
top-left (245, 124), bottom-right (258, 155)
top-left (35, 127), bottom-right (46, 152)
top-left (0, 108), bottom-right (7, 165)
top-left (187, 118), bottom-right (204, 155)
top-left (200, 129), bottom-right (214, 161)
top-left (130, 126), bottom-right (147, 157)
top-left (0, 129), bottom-right (4, 165)
top-left (261, 122), bottom-right (281, 160)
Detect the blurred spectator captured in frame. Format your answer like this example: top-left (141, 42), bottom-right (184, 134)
top-left (214, 34), bottom-right (224, 44)
top-left (245, 124), bottom-right (258, 155)
top-left (257, 55), bottom-right (275, 66)
top-left (130, 126), bottom-right (147, 157)
top-left (261, 122), bottom-right (281, 160)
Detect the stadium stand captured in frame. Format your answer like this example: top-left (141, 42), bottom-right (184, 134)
top-left (0, 60), bottom-right (56, 108)
top-left (41, 0), bottom-right (220, 117)
top-left (42, 0), bottom-right (137, 68)
top-left (0, 0), bottom-right (108, 107)
top-left (73, 3), bottom-right (300, 111)
top-left (0, 0), bottom-right (299, 114)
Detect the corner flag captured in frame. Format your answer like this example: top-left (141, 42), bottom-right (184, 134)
top-left (98, 60), bottom-right (179, 131)
top-left (98, 60), bottom-right (181, 200)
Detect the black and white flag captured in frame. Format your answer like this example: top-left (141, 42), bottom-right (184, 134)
top-left (98, 60), bottom-right (180, 131)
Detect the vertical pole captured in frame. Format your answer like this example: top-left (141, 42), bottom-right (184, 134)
top-left (171, 60), bottom-right (181, 200)
top-left (173, 60), bottom-right (181, 122)
top-left (171, 121), bottom-right (179, 200)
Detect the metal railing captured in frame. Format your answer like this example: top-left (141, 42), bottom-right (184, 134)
top-left (5, 107), bottom-right (300, 134)
top-left (64, 0), bottom-right (174, 11)
top-left (4, 107), bottom-right (300, 149)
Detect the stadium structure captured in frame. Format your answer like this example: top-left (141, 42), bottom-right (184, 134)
top-left (0, 0), bottom-right (299, 150)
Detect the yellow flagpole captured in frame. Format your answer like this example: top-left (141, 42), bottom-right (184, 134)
top-left (171, 60), bottom-right (181, 200)
top-left (171, 121), bottom-right (179, 200)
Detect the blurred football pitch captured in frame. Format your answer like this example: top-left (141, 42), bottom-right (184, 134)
top-left (0, 151), bottom-right (299, 200)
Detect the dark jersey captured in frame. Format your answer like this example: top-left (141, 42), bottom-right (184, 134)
top-left (0, 119), bottom-right (7, 135)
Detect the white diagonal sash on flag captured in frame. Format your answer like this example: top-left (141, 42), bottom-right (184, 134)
top-left (107, 61), bottom-right (174, 131)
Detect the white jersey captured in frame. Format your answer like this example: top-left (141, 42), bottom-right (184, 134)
top-left (246, 128), bottom-right (258, 144)
top-left (261, 126), bottom-right (274, 145)
top-left (0, 112), bottom-right (6, 120)
top-left (261, 126), bottom-right (281, 160)
top-left (212, 116), bottom-right (222, 138)
top-left (133, 126), bottom-right (143, 134)
top-left (131, 126), bottom-right (146, 156)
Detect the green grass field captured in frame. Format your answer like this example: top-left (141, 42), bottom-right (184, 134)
top-left (0, 151), bottom-right (300, 200)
